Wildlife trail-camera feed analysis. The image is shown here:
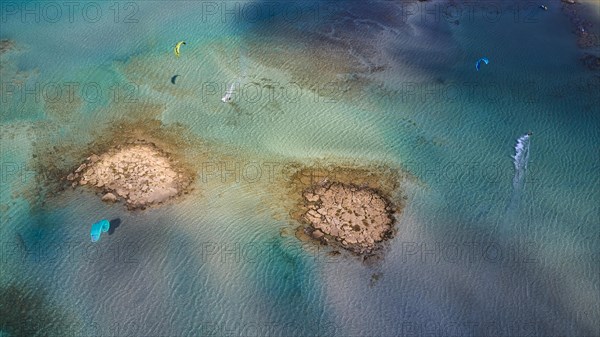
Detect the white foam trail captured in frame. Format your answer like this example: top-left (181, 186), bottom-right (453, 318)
top-left (512, 133), bottom-right (531, 190)
top-left (221, 45), bottom-right (247, 104)
top-left (501, 133), bottom-right (532, 229)
top-left (239, 44), bottom-right (247, 79)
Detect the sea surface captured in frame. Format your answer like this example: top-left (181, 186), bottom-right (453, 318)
top-left (1, 0), bottom-right (599, 336)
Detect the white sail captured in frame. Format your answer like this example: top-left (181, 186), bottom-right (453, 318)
top-left (221, 83), bottom-right (235, 103)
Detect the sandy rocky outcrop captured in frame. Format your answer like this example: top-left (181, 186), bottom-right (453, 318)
top-left (301, 182), bottom-right (395, 255)
top-left (67, 143), bottom-right (191, 209)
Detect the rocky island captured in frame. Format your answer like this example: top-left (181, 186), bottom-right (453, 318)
top-left (67, 141), bottom-right (192, 209)
top-left (302, 182), bottom-right (395, 255)
top-left (287, 165), bottom-right (406, 256)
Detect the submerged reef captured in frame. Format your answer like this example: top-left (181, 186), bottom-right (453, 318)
top-left (26, 116), bottom-right (200, 210)
top-left (581, 54), bottom-right (600, 71)
top-left (561, 0), bottom-right (600, 72)
top-left (0, 39), bottom-right (15, 54)
top-left (237, 0), bottom-right (467, 114)
top-left (0, 284), bottom-right (76, 336)
top-left (561, 0), bottom-right (599, 49)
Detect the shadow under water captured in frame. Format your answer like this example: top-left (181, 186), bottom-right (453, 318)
top-left (108, 218), bottom-right (121, 236)
top-left (0, 283), bottom-right (79, 336)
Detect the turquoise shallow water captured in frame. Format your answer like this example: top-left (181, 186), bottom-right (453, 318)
top-left (1, 0), bottom-right (599, 336)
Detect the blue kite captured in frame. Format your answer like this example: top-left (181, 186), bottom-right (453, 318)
top-left (476, 57), bottom-right (489, 71)
top-left (90, 219), bottom-right (110, 242)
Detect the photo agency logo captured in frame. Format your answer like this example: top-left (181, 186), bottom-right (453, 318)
top-left (0, 153), bottom-right (79, 183)
top-left (198, 160), bottom-right (373, 185)
top-left (199, 161), bottom-right (287, 184)
top-left (1, 1), bottom-right (139, 24)
top-left (0, 162), bottom-right (34, 184)
top-left (194, 1), bottom-right (340, 24)
top-left (395, 305), bottom-right (596, 337)
top-left (0, 237), bottom-right (140, 265)
top-left (371, 81), bottom-right (540, 105)
top-left (397, 240), bottom-right (539, 265)
top-left (165, 239), bottom-right (344, 266)
top-left (0, 81), bottom-right (139, 111)
top-left (402, 160), bottom-right (539, 187)
top-left (193, 321), bottom-right (339, 337)
top-left (193, 1), bottom-right (545, 25)
top-left (201, 81), bottom-right (342, 104)
top-left (75, 320), bottom-right (340, 337)
top-left (405, 1), bottom-right (545, 24)
top-left (397, 318), bottom-right (565, 337)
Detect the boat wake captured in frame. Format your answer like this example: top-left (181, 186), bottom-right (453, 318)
top-left (512, 133), bottom-right (531, 191)
top-left (239, 43), bottom-right (247, 79)
top-left (504, 133), bottom-right (531, 226)
top-left (221, 45), bottom-right (247, 104)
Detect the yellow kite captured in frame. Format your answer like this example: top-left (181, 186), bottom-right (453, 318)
top-left (174, 41), bottom-right (186, 57)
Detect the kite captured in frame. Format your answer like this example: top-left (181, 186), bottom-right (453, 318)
top-left (174, 41), bottom-right (186, 57)
top-left (90, 219), bottom-right (110, 242)
top-left (475, 57), bottom-right (489, 71)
